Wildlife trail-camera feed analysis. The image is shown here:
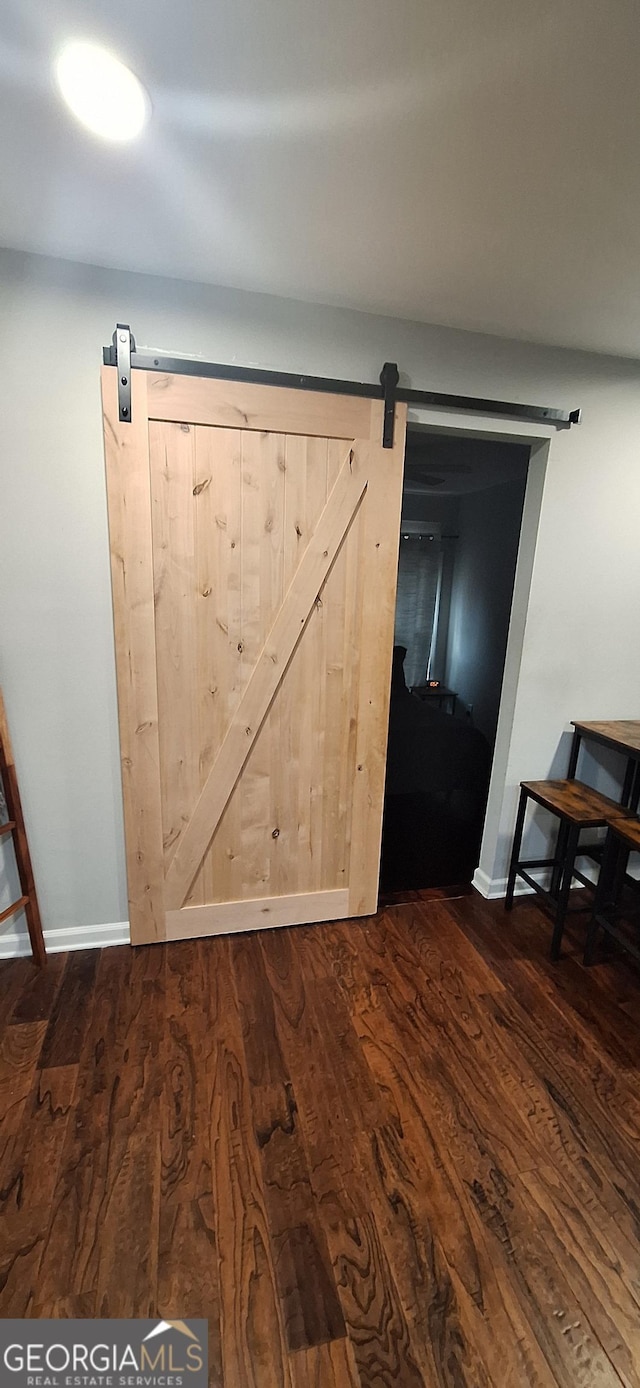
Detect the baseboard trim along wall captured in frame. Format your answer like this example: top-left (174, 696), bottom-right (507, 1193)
top-left (473, 868), bottom-right (527, 899)
top-left (473, 856), bottom-right (602, 900)
top-left (0, 918), bottom-right (130, 959)
top-left (3, 850), bottom-right (627, 952)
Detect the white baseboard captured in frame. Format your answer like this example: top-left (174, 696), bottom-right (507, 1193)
top-left (472, 868), bottom-right (531, 900)
top-left (473, 856), bottom-right (601, 901)
top-left (0, 919), bottom-right (130, 959)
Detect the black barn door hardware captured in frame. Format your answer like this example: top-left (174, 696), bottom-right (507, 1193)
top-left (113, 324), bottom-right (136, 422)
top-left (104, 325), bottom-right (581, 445)
top-left (380, 361), bottom-right (400, 448)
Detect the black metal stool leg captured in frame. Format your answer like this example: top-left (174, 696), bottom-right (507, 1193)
top-left (584, 829), bottom-right (627, 965)
top-left (550, 819), bottom-right (569, 899)
top-left (612, 836), bottom-right (629, 905)
top-left (550, 823), bottom-right (580, 960)
top-left (584, 829), bottom-right (613, 965)
top-left (506, 788), bottom-right (528, 911)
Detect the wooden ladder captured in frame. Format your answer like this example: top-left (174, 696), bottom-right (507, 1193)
top-left (0, 689), bottom-right (46, 966)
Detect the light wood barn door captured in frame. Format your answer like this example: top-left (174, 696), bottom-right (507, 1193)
top-left (102, 367), bottom-right (406, 944)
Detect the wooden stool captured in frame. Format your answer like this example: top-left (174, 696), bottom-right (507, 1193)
top-left (505, 780), bottom-right (631, 960)
top-left (584, 815), bottom-right (640, 966)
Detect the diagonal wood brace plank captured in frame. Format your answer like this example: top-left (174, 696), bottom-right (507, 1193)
top-left (165, 445), bottom-right (367, 908)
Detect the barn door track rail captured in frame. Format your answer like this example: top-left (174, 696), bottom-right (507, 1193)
top-left (105, 324), bottom-right (582, 445)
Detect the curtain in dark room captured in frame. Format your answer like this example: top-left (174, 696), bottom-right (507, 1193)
top-left (393, 534), bottom-right (442, 687)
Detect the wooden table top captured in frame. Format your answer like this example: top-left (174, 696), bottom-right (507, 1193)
top-left (572, 720), bottom-right (640, 757)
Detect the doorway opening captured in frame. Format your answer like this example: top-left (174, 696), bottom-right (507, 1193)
top-left (380, 425), bottom-right (530, 895)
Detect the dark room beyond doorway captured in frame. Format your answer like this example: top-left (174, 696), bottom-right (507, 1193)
top-left (381, 427), bottom-right (529, 894)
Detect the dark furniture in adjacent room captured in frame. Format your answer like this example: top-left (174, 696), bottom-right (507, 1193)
top-left (410, 683), bottom-right (458, 716)
top-left (381, 649), bottom-right (490, 890)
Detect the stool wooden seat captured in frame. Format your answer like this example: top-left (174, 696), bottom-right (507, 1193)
top-left (520, 780), bottom-right (631, 824)
top-left (505, 780), bottom-right (631, 960)
top-left (606, 815), bottom-right (640, 851)
top-left (584, 814), bottom-right (640, 966)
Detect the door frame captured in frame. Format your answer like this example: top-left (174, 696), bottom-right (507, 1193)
top-left (402, 405), bottom-right (554, 895)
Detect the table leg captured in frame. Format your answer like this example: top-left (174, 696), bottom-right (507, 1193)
top-left (620, 757), bottom-right (636, 808)
top-left (554, 729), bottom-right (582, 898)
top-left (566, 729), bottom-right (581, 780)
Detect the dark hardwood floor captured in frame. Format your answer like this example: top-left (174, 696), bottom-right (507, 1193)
top-left (2, 892), bottom-right (640, 1385)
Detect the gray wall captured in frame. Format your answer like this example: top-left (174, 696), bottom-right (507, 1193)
top-left (1, 246), bottom-right (640, 942)
top-left (445, 477), bottom-right (527, 742)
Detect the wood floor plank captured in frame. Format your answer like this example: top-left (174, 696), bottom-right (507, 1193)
top-left (402, 898), bottom-right (509, 999)
top-left (0, 1205), bottom-right (48, 1315)
top-left (158, 1195), bottom-right (223, 1388)
top-left (162, 938), bottom-right (218, 1204)
top-left (39, 948), bottom-right (100, 1067)
top-left (37, 945), bottom-right (163, 1312)
top-left (331, 1209), bottom-right (425, 1387)
top-left (231, 932), bottom-right (345, 1352)
top-left (0, 1020), bottom-right (48, 1135)
top-left (0, 957), bottom-right (36, 1031)
top-left (0, 1063), bottom-right (77, 1215)
top-left (95, 1125), bottom-right (162, 1318)
top-left (208, 939), bottom-right (295, 1388)
top-left (288, 1336), bottom-right (360, 1388)
top-left (32, 1292), bottom-right (97, 1317)
top-left (9, 951), bottom-right (66, 1024)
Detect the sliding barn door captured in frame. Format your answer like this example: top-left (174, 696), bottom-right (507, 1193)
top-left (102, 366), bottom-right (406, 944)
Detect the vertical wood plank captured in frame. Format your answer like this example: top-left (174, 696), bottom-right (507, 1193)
top-left (37, 945), bottom-right (163, 1313)
top-left (39, 949), bottom-right (99, 1067)
top-left (209, 941), bottom-right (295, 1388)
top-left (0, 1065), bottom-right (77, 1216)
top-left (9, 952), bottom-right (66, 1024)
top-left (239, 430), bottom-right (286, 900)
top-left (349, 402), bottom-right (407, 915)
top-left (305, 440), bottom-right (329, 893)
top-left (275, 435), bottom-right (311, 898)
top-left (149, 421), bottom-right (200, 901)
top-left (337, 498), bottom-right (365, 889)
top-left (162, 939), bottom-right (217, 1205)
top-left (158, 1195), bottom-right (223, 1388)
top-left (321, 438), bottom-right (363, 891)
top-left (288, 1337), bottom-right (360, 1387)
top-left (102, 367), bottom-right (166, 943)
top-left (199, 425), bottom-right (244, 904)
top-left (231, 933), bottom-right (346, 1352)
top-left (280, 437), bottom-right (330, 896)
